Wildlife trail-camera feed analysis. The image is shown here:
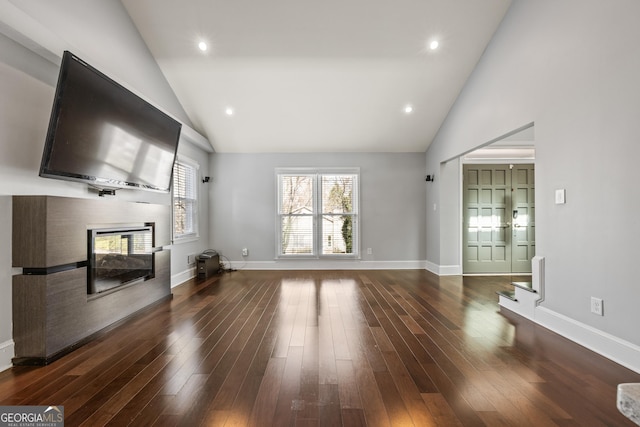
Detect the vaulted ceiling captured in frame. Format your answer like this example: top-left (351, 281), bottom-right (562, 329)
top-left (124, 1), bottom-right (512, 153)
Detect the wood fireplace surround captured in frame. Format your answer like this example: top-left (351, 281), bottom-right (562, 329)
top-left (12, 195), bottom-right (172, 365)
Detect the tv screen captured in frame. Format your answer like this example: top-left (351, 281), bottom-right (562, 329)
top-left (40, 51), bottom-right (181, 193)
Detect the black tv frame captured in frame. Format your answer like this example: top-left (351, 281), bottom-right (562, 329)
top-left (39, 51), bottom-right (182, 194)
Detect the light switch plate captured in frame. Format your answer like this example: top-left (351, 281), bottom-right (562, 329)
top-left (555, 189), bottom-right (566, 204)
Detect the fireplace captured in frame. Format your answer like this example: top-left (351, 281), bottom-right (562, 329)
top-left (88, 226), bottom-right (154, 294)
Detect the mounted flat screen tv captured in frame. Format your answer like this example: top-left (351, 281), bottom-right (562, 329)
top-left (40, 51), bottom-right (181, 193)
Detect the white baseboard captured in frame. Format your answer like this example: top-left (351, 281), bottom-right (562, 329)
top-left (0, 340), bottom-right (14, 372)
top-left (227, 260), bottom-right (427, 270)
top-left (535, 306), bottom-right (640, 374)
top-left (171, 267), bottom-right (196, 288)
top-left (425, 260), bottom-right (461, 276)
top-left (170, 260), bottom-right (429, 287)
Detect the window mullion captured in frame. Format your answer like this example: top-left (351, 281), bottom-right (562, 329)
top-left (311, 173), bottom-right (317, 257)
top-left (317, 173), bottom-right (325, 257)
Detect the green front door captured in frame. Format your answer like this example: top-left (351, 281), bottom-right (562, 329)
top-left (463, 164), bottom-right (535, 274)
top-left (510, 164), bottom-right (535, 273)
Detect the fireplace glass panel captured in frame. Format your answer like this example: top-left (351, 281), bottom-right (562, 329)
top-left (89, 226), bottom-right (153, 294)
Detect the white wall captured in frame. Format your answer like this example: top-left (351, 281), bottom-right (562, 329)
top-left (0, 0), bottom-right (192, 127)
top-left (210, 153), bottom-right (427, 269)
top-left (0, 1), bottom-right (211, 370)
top-left (425, 0), bottom-right (640, 368)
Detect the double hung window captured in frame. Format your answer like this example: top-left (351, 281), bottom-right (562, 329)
top-left (277, 168), bottom-right (359, 257)
top-left (172, 157), bottom-right (199, 241)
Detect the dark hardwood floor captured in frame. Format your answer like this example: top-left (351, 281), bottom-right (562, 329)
top-left (1, 270), bottom-right (639, 426)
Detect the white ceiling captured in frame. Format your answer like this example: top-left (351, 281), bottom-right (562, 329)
top-left (121, 0), bottom-right (512, 153)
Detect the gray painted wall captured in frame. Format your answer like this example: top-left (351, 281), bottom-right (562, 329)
top-left (210, 153), bottom-right (426, 268)
top-left (5, 0), bottom-right (192, 127)
top-left (425, 0), bottom-right (640, 346)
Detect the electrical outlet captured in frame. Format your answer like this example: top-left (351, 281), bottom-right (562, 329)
top-left (590, 297), bottom-right (603, 316)
top-left (367, 248), bottom-right (372, 255)
top-left (187, 254), bottom-right (196, 265)
top-left (242, 248), bottom-right (248, 257)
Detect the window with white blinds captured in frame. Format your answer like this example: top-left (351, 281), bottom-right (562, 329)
top-left (173, 158), bottom-right (198, 241)
top-left (277, 169), bottom-right (359, 257)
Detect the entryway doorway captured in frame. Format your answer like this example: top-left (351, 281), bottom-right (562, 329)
top-left (462, 163), bottom-right (535, 274)
top-left (460, 123), bottom-right (535, 275)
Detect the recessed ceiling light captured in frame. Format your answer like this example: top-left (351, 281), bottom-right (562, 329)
top-left (403, 104), bottom-right (414, 114)
top-left (429, 40), bottom-right (439, 50)
top-left (198, 41), bottom-right (208, 52)
top-left (225, 107), bottom-right (234, 116)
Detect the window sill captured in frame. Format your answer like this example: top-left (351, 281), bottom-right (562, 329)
top-left (276, 254), bottom-right (361, 260)
top-left (172, 235), bottom-right (200, 245)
